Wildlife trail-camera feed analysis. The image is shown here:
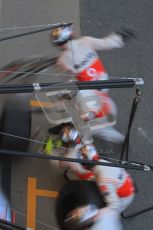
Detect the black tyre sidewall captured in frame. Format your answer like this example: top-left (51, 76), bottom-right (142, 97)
top-left (0, 96), bottom-right (31, 152)
top-left (56, 180), bottom-right (106, 230)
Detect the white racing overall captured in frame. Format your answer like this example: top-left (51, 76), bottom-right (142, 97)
top-left (58, 152), bottom-right (135, 230)
top-left (56, 138), bottom-right (135, 230)
top-left (76, 90), bottom-right (117, 124)
top-left (58, 144), bottom-right (95, 181)
top-left (89, 160), bottom-right (135, 230)
top-left (57, 33), bottom-right (125, 81)
top-left (56, 34), bottom-right (125, 143)
top-left (75, 89), bottom-right (124, 143)
top-left (60, 156), bottom-right (135, 212)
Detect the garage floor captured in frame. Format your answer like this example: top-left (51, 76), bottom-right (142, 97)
top-left (1, 1), bottom-right (153, 230)
top-left (0, 1), bottom-right (80, 229)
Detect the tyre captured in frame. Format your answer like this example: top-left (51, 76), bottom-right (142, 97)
top-left (0, 95), bottom-right (32, 152)
top-left (56, 180), bottom-right (106, 230)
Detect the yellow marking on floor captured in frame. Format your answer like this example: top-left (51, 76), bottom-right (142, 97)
top-left (36, 189), bottom-right (59, 198)
top-left (27, 177), bottom-right (37, 230)
top-left (30, 100), bottom-right (53, 108)
top-left (27, 177), bottom-right (59, 230)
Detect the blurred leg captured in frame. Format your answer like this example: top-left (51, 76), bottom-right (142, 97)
top-left (118, 194), bottom-right (135, 213)
top-left (90, 211), bottom-right (122, 230)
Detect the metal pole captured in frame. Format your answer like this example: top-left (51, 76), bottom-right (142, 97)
top-left (0, 149), bottom-right (151, 171)
top-left (0, 22), bottom-right (72, 42)
top-left (0, 79), bottom-right (143, 94)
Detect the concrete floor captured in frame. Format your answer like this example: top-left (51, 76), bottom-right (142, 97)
top-left (0, 1), bottom-right (80, 229)
top-left (0, 1), bottom-right (153, 230)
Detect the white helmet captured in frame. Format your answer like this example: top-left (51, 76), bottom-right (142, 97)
top-left (78, 144), bottom-right (99, 161)
top-left (61, 126), bottom-right (80, 144)
top-left (50, 26), bottom-right (73, 45)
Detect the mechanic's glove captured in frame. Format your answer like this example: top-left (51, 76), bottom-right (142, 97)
top-left (116, 26), bottom-right (136, 42)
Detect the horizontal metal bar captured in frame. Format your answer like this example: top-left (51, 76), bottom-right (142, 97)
top-left (126, 78), bottom-right (144, 86)
top-left (0, 149), bottom-right (150, 171)
top-left (0, 79), bottom-right (143, 94)
top-left (0, 22), bottom-right (72, 42)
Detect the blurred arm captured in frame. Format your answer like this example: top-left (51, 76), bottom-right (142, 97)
top-left (84, 33), bottom-right (125, 51)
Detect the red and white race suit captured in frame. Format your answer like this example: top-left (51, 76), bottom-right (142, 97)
top-left (89, 161), bottom-right (135, 230)
top-left (61, 154), bottom-right (135, 212)
top-left (75, 89), bottom-right (125, 143)
top-left (55, 34), bottom-right (125, 143)
top-left (57, 138), bottom-right (135, 230)
top-left (57, 33), bottom-right (125, 82)
top-left (59, 144), bottom-right (95, 181)
top-left (93, 160), bottom-right (135, 212)
top-left (58, 153), bottom-right (134, 230)
top-left (76, 90), bottom-right (117, 126)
